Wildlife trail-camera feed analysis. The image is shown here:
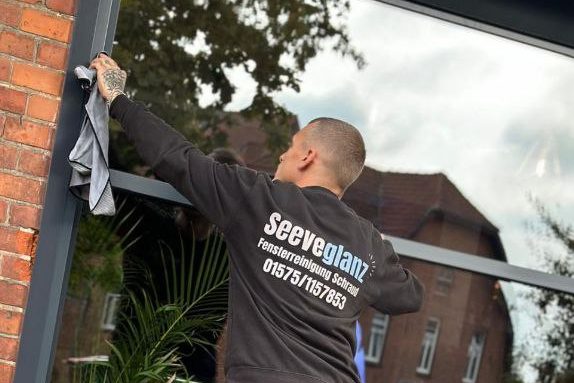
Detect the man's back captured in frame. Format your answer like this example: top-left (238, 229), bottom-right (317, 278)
top-left (221, 177), bottom-right (423, 383)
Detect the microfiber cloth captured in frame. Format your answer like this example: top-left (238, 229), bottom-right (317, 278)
top-left (68, 65), bottom-right (115, 215)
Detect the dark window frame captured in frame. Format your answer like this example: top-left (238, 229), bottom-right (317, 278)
top-left (14, 0), bottom-right (574, 381)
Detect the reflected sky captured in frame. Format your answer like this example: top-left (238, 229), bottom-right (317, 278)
top-left (214, 0), bottom-right (574, 274)
top-left (201, 4), bottom-right (574, 381)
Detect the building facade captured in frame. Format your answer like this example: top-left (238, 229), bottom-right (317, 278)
top-left (345, 170), bottom-right (513, 382)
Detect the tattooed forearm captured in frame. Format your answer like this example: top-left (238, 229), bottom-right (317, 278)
top-left (102, 68), bottom-right (127, 105)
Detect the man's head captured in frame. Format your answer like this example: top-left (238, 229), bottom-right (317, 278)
top-left (274, 117), bottom-right (366, 197)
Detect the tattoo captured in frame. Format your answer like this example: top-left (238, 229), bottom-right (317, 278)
top-left (102, 68), bottom-right (127, 104)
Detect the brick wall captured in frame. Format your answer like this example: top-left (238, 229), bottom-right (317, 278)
top-left (0, 0), bottom-right (76, 382)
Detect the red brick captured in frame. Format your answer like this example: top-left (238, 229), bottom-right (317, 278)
top-left (0, 364), bottom-right (14, 383)
top-left (0, 3), bottom-right (22, 28)
top-left (0, 31), bottom-right (35, 61)
top-left (0, 336), bottom-right (18, 361)
top-left (20, 8), bottom-right (72, 43)
top-left (0, 57), bottom-right (10, 82)
top-left (0, 86), bottom-right (26, 114)
top-left (0, 310), bottom-right (23, 335)
top-left (4, 117), bottom-right (53, 150)
top-left (0, 228), bottom-right (17, 254)
top-left (37, 41), bottom-right (68, 70)
top-left (17, 150), bottom-right (50, 177)
top-left (0, 115), bottom-right (4, 136)
top-left (12, 63), bottom-right (64, 96)
top-left (9, 204), bottom-right (41, 229)
top-left (26, 94), bottom-right (60, 122)
top-left (0, 227), bottom-right (35, 255)
top-left (46, 0), bottom-right (76, 16)
top-left (0, 200), bottom-right (7, 223)
top-left (0, 144), bottom-right (18, 170)
top-left (1, 255), bottom-right (31, 282)
top-left (0, 280), bottom-right (27, 307)
top-left (0, 172), bottom-right (45, 205)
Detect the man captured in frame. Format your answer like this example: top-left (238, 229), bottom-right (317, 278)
top-left (90, 53), bottom-right (424, 383)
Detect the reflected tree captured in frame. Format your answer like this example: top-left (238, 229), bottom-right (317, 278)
top-left (111, 0), bottom-right (365, 170)
top-left (527, 198), bottom-right (574, 383)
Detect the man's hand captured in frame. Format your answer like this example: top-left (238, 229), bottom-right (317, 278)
top-left (89, 53), bottom-right (127, 105)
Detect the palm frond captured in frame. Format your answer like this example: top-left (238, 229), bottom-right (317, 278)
top-left (80, 229), bottom-right (229, 383)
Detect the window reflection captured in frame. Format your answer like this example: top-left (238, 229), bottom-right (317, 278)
top-left (100, 293), bottom-right (121, 332)
top-left (416, 318), bottom-right (440, 375)
top-left (51, 191), bottom-right (230, 382)
top-left (435, 267), bottom-right (455, 296)
top-left (53, 0), bottom-right (574, 381)
top-left (463, 333), bottom-right (486, 383)
top-left (365, 312), bottom-right (389, 364)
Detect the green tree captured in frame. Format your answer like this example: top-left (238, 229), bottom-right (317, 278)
top-left (111, 0), bottom-right (365, 169)
top-left (527, 198), bottom-right (574, 382)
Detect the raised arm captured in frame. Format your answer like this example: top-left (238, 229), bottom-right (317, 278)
top-left (90, 53), bottom-right (258, 230)
top-left (372, 234), bottom-right (425, 315)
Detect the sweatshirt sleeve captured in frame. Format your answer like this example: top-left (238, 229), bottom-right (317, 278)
top-left (109, 94), bottom-right (259, 230)
top-left (371, 236), bottom-right (425, 315)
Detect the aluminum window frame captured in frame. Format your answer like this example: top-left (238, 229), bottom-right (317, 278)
top-left (13, 0), bottom-right (121, 381)
top-left (14, 0), bottom-right (574, 382)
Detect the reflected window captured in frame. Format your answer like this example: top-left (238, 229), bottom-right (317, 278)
top-left (463, 333), bottom-right (486, 383)
top-left (365, 313), bottom-right (389, 364)
top-left (416, 318), bottom-right (440, 375)
top-left (100, 293), bottom-right (122, 331)
top-left (435, 267), bottom-right (455, 295)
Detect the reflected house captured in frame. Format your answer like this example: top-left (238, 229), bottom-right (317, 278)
top-left (222, 119), bottom-right (514, 383)
top-left (344, 169), bottom-right (514, 383)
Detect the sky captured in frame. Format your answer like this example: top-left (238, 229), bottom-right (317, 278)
top-left (199, 1), bottom-right (574, 380)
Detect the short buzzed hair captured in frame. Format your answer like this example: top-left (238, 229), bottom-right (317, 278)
top-left (305, 117), bottom-right (366, 191)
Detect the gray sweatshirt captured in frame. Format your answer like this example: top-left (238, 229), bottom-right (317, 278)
top-left (109, 94), bottom-right (425, 383)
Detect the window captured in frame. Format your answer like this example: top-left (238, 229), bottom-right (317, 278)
top-left (365, 313), bottom-right (389, 363)
top-left (416, 318), bottom-right (440, 375)
top-left (463, 333), bottom-right (486, 383)
top-left (435, 267), bottom-right (455, 295)
top-left (101, 293), bottom-right (122, 331)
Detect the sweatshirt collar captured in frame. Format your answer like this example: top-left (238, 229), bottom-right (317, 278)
top-left (302, 185), bottom-right (340, 199)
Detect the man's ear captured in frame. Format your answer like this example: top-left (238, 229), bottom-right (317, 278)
top-left (298, 149), bottom-right (317, 170)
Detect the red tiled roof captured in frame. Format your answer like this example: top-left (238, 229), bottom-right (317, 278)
top-left (343, 167), bottom-right (498, 238)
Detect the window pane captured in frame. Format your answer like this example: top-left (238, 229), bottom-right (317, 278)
top-left (359, 265), bottom-right (574, 383)
top-left (417, 321), bottom-right (439, 374)
top-left (366, 313), bottom-right (388, 363)
top-left (464, 333), bottom-right (485, 382)
top-left (51, 191), bottom-right (230, 382)
top-left (62, 0), bottom-right (574, 381)
top-left (109, 0), bottom-right (572, 276)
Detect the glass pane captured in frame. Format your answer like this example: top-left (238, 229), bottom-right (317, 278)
top-left (359, 264), bottom-right (574, 383)
top-left (60, 0), bottom-right (574, 381)
top-left (51, 191), bottom-right (230, 382)
top-left (108, 0), bottom-right (573, 275)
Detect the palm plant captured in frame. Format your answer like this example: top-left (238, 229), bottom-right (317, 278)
top-left (78, 230), bottom-right (229, 383)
